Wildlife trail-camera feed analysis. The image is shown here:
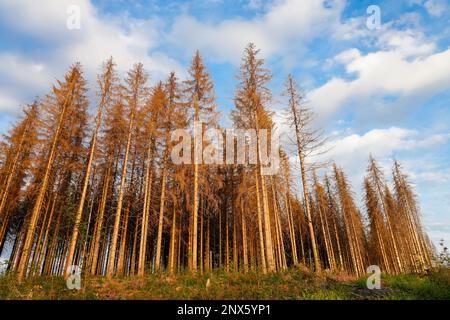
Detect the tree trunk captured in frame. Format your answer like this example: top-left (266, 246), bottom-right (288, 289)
top-left (138, 142), bottom-right (154, 276)
top-left (90, 162), bottom-right (112, 275)
top-left (155, 151), bottom-right (168, 270)
top-left (65, 86), bottom-right (107, 277)
top-left (254, 169), bottom-right (267, 273)
top-left (107, 108), bottom-right (134, 278)
top-left (240, 202), bottom-right (248, 273)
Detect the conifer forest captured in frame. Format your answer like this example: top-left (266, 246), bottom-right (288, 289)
top-left (0, 44), bottom-right (438, 289)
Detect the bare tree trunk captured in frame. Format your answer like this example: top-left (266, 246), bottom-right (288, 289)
top-left (107, 108), bottom-right (134, 278)
top-left (130, 212), bottom-right (140, 275)
top-left (155, 152), bottom-right (168, 270)
top-left (232, 205), bottom-right (238, 272)
top-left (254, 169), bottom-right (267, 273)
top-left (90, 162), bottom-right (111, 275)
top-left (284, 188), bottom-right (298, 265)
top-left (218, 206), bottom-right (222, 269)
top-left (200, 197), bottom-right (204, 274)
top-left (43, 211), bottom-right (62, 276)
top-left (293, 126), bottom-right (320, 272)
top-left (240, 202), bottom-right (248, 273)
top-left (30, 194), bottom-right (53, 274)
top-left (35, 188), bottom-right (59, 275)
top-left (138, 142), bottom-right (154, 276)
top-left (64, 88), bottom-right (107, 277)
top-left (205, 209), bottom-right (211, 273)
top-left (192, 121), bottom-right (199, 272)
top-left (117, 203), bottom-right (131, 274)
top-left (225, 201), bottom-right (229, 273)
top-left (168, 187), bottom-right (177, 275)
top-left (260, 173), bottom-right (275, 272)
top-left (255, 123), bottom-right (275, 272)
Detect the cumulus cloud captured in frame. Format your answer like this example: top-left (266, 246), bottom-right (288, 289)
top-left (0, 0), bottom-right (81, 40)
top-left (168, 0), bottom-right (346, 63)
top-left (423, 0), bottom-right (448, 17)
top-left (0, 54), bottom-right (52, 89)
top-left (0, 91), bottom-right (22, 112)
top-left (322, 128), bottom-right (448, 161)
top-left (0, 0), bottom-right (184, 112)
top-left (309, 46), bottom-right (450, 121)
top-left (377, 28), bottom-right (436, 57)
top-left (309, 127), bottom-right (450, 188)
top-left (334, 48), bottom-right (362, 64)
top-left (414, 171), bottom-right (450, 183)
top-left (307, 7), bottom-right (450, 123)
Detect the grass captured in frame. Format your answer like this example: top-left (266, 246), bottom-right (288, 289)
top-left (382, 268), bottom-right (450, 299)
top-left (0, 267), bottom-right (449, 300)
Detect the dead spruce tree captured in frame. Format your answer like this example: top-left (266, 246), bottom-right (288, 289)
top-left (107, 63), bottom-right (148, 277)
top-left (184, 50), bottom-right (217, 272)
top-left (17, 64), bottom-right (88, 282)
top-left (65, 58), bottom-right (117, 278)
top-left (0, 50), bottom-right (436, 280)
top-left (284, 74), bottom-right (327, 272)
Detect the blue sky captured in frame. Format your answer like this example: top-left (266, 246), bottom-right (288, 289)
top-left (0, 0), bottom-right (449, 249)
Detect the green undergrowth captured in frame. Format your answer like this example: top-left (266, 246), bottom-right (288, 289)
top-left (0, 267), bottom-right (448, 300)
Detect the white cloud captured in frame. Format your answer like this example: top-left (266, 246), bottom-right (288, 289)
top-left (423, 0), bottom-right (448, 17)
top-left (0, 53), bottom-right (53, 91)
top-left (334, 48), bottom-right (361, 64)
top-left (304, 127), bottom-right (450, 249)
top-left (377, 28), bottom-right (436, 57)
top-left (314, 9), bottom-right (447, 122)
top-left (0, 91), bottom-right (22, 112)
top-left (0, 0), bottom-right (184, 112)
top-left (0, 0), bottom-right (79, 40)
top-left (409, 0), bottom-right (448, 17)
top-left (168, 0), bottom-right (346, 64)
top-left (321, 127), bottom-right (416, 167)
top-left (309, 47), bottom-right (450, 120)
top-left (311, 127), bottom-right (450, 186)
top-left (414, 171), bottom-right (450, 183)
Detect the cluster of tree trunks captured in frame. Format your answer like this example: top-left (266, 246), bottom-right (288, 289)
top-left (0, 45), bottom-right (434, 282)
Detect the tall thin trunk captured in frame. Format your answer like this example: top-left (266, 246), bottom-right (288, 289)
top-left (107, 107), bottom-right (134, 278)
top-left (232, 205), bottom-right (238, 272)
top-left (64, 83), bottom-right (107, 277)
top-left (254, 169), bottom-right (267, 273)
top-left (90, 162), bottom-right (112, 275)
top-left (240, 202), bottom-right (248, 273)
top-left (225, 201), bottom-right (229, 273)
top-left (30, 194), bottom-right (53, 274)
top-left (192, 109), bottom-right (200, 271)
top-left (200, 197), bottom-right (204, 274)
top-left (169, 185), bottom-right (177, 275)
top-left (255, 122), bottom-right (275, 273)
top-left (35, 187), bottom-right (59, 275)
top-left (117, 203), bottom-right (131, 274)
top-left (155, 151), bottom-right (169, 270)
top-left (287, 75), bottom-right (321, 272)
top-left (138, 142), bottom-right (154, 276)
top-left (285, 189), bottom-right (298, 265)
